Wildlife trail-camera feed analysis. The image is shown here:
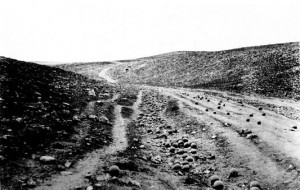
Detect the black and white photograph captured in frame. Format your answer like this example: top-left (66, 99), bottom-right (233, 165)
top-left (0, 0), bottom-right (300, 189)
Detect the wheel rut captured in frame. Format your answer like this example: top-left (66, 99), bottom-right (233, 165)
top-left (34, 91), bottom-right (144, 190)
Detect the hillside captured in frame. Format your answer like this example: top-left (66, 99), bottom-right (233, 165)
top-left (55, 62), bottom-right (113, 80)
top-left (1, 42), bottom-right (300, 190)
top-left (110, 42), bottom-right (300, 99)
top-left (0, 57), bottom-right (116, 189)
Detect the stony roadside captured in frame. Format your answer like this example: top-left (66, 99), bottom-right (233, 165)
top-left (0, 58), bottom-right (116, 189)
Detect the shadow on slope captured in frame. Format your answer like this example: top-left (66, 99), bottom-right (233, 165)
top-left (0, 57), bottom-right (115, 189)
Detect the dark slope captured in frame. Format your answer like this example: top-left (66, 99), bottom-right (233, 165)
top-left (110, 42), bottom-right (300, 99)
top-left (0, 57), bottom-right (115, 189)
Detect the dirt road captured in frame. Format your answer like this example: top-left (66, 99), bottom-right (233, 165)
top-left (96, 63), bottom-right (300, 189)
top-left (34, 63), bottom-right (300, 189)
top-left (35, 90), bottom-right (143, 189)
top-left (98, 63), bottom-right (121, 83)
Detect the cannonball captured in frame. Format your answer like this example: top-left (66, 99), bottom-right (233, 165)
top-left (250, 181), bottom-right (261, 188)
top-left (228, 168), bottom-right (238, 178)
top-left (185, 156), bottom-right (194, 162)
top-left (213, 180), bottom-right (224, 190)
top-left (209, 175), bottom-right (220, 186)
top-left (109, 165), bottom-right (120, 177)
top-left (190, 143), bottom-right (197, 149)
top-left (172, 163), bottom-right (182, 170)
top-left (182, 164), bottom-right (190, 172)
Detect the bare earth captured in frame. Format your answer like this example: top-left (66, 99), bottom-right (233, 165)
top-left (34, 63), bottom-right (300, 190)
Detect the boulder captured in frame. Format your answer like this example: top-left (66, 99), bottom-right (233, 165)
top-left (40, 156), bottom-right (56, 164)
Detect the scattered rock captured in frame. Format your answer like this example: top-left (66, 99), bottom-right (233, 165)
top-left (40, 156), bottom-right (56, 164)
top-left (96, 174), bottom-right (110, 181)
top-left (239, 129), bottom-right (252, 136)
top-left (75, 185), bottom-right (84, 190)
top-left (15, 117), bottom-right (23, 123)
top-left (72, 115), bottom-right (80, 121)
top-left (288, 164), bottom-right (295, 170)
top-left (152, 155), bottom-right (162, 163)
top-left (88, 115), bottom-right (98, 120)
top-left (88, 89), bottom-right (96, 96)
top-left (61, 171), bottom-right (73, 175)
top-left (224, 123), bottom-right (231, 127)
top-left (26, 178), bottom-right (37, 188)
top-left (246, 134), bottom-right (258, 139)
top-left (64, 161), bottom-right (72, 168)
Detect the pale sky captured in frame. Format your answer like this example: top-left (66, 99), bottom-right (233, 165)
top-left (0, 0), bottom-right (299, 63)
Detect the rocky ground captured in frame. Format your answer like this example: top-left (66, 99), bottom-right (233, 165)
top-left (37, 61), bottom-right (299, 190)
top-left (1, 43), bottom-right (300, 190)
top-left (0, 57), bottom-right (116, 189)
top-left (109, 42), bottom-right (300, 100)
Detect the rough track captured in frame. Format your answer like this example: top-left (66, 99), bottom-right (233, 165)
top-left (35, 88), bottom-right (143, 190)
top-left (97, 63), bottom-right (300, 189)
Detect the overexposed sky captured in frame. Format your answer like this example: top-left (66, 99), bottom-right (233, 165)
top-left (0, 0), bottom-right (299, 63)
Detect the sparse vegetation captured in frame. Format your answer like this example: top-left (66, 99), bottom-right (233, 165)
top-left (1, 42), bottom-right (299, 190)
top-left (110, 42), bottom-right (300, 99)
top-left (0, 57), bottom-right (115, 188)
